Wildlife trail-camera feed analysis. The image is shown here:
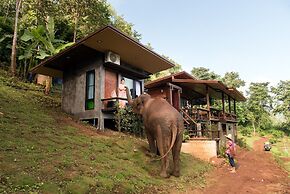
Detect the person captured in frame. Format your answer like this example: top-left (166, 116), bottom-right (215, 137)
top-left (225, 134), bottom-right (236, 173)
top-left (118, 78), bottom-right (127, 108)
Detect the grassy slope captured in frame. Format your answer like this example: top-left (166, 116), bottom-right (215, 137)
top-left (0, 70), bottom-right (211, 193)
top-left (270, 137), bottom-right (290, 174)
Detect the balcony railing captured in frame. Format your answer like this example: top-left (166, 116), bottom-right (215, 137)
top-left (101, 97), bottom-right (128, 112)
top-left (181, 107), bottom-right (237, 122)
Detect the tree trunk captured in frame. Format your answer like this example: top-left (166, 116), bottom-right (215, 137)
top-left (73, 13), bottom-right (79, 43)
top-left (10, 0), bottom-right (22, 76)
top-left (252, 120), bottom-right (256, 136)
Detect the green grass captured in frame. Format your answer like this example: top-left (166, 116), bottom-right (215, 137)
top-left (0, 70), bottom-right (211, 193)
top-left (238, 133), bottom-right (260, 149)
top-left (271, 136), bottom-right (290, 174)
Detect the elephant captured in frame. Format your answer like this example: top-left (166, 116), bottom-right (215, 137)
top-left (125, 87), bottom-right (184, 178)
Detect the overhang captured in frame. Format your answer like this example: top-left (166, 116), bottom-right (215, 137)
top-left (172, 79), bottom-right (246, 102)
top-left (145, 71), bottom-right (196, 89)
top-left (31, 25), bottom-right (175, 77)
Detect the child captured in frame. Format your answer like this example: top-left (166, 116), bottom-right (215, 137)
top-left (225, 134), bottom-right (236, 173)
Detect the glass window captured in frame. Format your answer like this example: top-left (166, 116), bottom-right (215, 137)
top-left (86, 70), bottom-right (95, 110)
top-left (123, 76), bottom-right (142, 99)
top-left (135, 81), bottom-right (141, 97)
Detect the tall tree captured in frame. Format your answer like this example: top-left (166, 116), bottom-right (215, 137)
top-left (271, 80), bottom-right (290, 124)
top-left (191, 67), bottom-right (220, 80)
top-left (59, 0), bottom-right (111, 42)
top-left (110, 8), bottom-right (141, 41)
top-left (222, 71), bottom-right (245, 88)
top-left (247, 82), bottom-right (272, 133)
top-left (10, 0), bottom-right (21, 76)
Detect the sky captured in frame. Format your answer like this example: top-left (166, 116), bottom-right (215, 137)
top-left (107, 0), bottom-right (290, 86)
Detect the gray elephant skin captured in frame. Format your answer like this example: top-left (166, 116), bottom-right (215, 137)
top-left (126, 88), bottom-right (184, 178)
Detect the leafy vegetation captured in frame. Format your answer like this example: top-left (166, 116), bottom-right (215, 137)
top-left (189, 67), bottom-right (289, 138)
top-left (114, 104), bottom-right (144, 137)
top-left (0, 70), bottom-right (212, 193)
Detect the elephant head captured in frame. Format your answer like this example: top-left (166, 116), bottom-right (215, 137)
top-left (125, 87), bottom-right (151, 115)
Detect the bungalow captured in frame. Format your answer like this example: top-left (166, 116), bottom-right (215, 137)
top-left (31, 25), bottom-right (175, 130)
top-left (145, 71), bottom-right (246, 160)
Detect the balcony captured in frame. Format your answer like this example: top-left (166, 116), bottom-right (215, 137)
top-left (181, 107), bottom-right (237, 123)
top-left (101, 97), bottom-right (128, 113)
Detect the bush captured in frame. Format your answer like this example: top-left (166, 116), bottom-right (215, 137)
top-left (240, 126), bottom-right (252, 137)
top-left (114, 104), bottom-right (144, 137)
top-left (183, 133), bottom-right (190, 142)
top-left (236, 137), bottom-right (248, 149)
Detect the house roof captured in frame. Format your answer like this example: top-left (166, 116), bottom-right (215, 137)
top-left (31, 25), bottom-right (175, 77)
top-left (145, 71), bottom-right (196, 88)
top-left (145, 72), bottom-right (246, 102)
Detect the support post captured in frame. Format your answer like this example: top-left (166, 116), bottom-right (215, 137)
top-left (234, 99), bottom-right (236, 115)
top-left (222, 92), bottom-right (225, 119)
top-left (228, 95), bottom-right (231, 113)
top-left (98, 65), bottom-right (105, 131)
top-left (206, 86), bottom-right (211, 137)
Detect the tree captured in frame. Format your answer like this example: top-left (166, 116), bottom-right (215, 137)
top-left (0, 16), bottom-right (13, 65)
top-left (191, 67), bottom-right (220, 80)
top-left (246, 82), bottom-right (272, 133)
top-left (10, 0), bottom-right (21, 76)
top-left (110, 8), bottom-right (141, 41)
top-left (147, 56), bottom-right (182, 81)
top-left (19, 17), bottom-right (73, 87)
top-left (59, 0), bottom-right (111, 42)
top-left (271, 80), bottom-right (290, 124)
top-left (222, 71), bottom-right (245, 88)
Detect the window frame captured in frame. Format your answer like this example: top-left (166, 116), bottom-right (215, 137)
top-left (122, 75), bottom-right (142, 99)
top-left (85, 70), bottom-right (95, 110)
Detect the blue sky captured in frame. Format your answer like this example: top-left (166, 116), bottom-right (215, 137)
top-left (108, 0), bottom-right (290, 85)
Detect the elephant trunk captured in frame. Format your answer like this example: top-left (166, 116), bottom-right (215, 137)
top-left (125, 87), bottom-right (133, 105)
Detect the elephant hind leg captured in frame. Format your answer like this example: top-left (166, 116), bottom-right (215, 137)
top-left (172, 128), bottom-right (183, 177)
top-left (156, 125), bottom-right (170, 178)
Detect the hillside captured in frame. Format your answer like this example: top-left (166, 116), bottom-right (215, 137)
top-left (0, 70), bottom-right (211, 193)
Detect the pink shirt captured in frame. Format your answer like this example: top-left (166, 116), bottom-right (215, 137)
top-left (226, 140), bottom-right (235, 155)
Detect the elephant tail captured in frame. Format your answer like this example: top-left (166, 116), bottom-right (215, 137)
top-left (157, 123), bottom-right (178, 160)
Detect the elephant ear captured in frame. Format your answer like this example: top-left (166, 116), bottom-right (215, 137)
top-left (139, 94), bottom-right (151, 105)
top-left (137, 94), bottom-right (151, 114)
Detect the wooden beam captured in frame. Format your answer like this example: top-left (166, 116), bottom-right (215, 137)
top-left (222, 92), bottom-right (225, 118)
top-left (234, 99), bottom-right (236, 114)
top-left (228, 95), bottom-right (231, 113)
top-left (206, 86), bottom-right (211, 121)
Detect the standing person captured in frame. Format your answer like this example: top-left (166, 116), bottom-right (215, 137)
top-left (225, 134), bottom-right (236, 173)
top-left (118, 78), bottom-right (127, 108)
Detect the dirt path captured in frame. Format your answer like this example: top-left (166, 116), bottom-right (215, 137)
top-left (193, 137), bottom-right (290, 194)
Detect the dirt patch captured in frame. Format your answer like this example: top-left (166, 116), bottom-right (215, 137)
top-left (192, 137), bottom-right (290, 194)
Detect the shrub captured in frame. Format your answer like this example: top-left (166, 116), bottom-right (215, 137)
top-left (240, 126), bottom-right (252, 137)
top-left (236, 137), bottom-right (248, 149)
top-left (114, 104), bottom-right (144, 137)
top-left (183, 134), bottom-right (190, 142)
